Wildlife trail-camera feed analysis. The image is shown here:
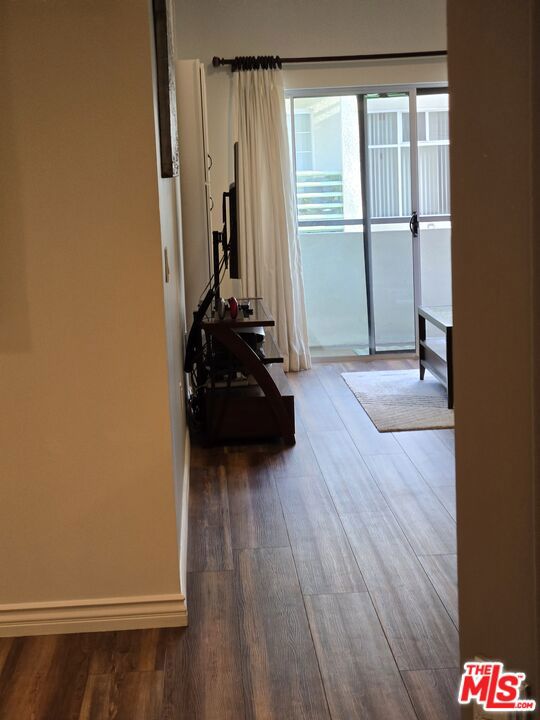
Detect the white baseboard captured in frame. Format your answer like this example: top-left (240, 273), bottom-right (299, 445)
top-left (179, 429), bottom-right (191, 596)
top-left (0, 592), bottom-right (188, 637)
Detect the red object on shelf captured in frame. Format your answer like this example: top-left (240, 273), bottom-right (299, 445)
top-left (228, 296), bottom-right (239, 319)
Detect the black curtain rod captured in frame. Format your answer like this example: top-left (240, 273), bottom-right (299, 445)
top-left (212, 50), bottom-right (447, 69)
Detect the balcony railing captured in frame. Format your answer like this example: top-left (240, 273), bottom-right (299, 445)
top-left (296, 170), bottom-right (344, 232)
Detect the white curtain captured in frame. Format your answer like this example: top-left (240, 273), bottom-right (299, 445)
top-left (233, 69), bottom-right (311, 372)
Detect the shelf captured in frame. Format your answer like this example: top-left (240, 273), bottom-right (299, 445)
top-left (258, 331), bottom-right (284, 364)
top-left (420, 345), bottom-right (448, 389)
top-left (419, 337), bottom-right (447, 362)
top-left (202, 298), bottom-right (275, 329)
top-left (206, 363), bottom-right (292, 398)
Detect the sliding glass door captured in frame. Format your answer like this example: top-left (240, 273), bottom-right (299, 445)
top-left (416, 91), bottom-right (452, 309)
top-left (288, 95), bottom-right (369, 356)
top-left (288, 85), bottom-right (451, 358)
top-left (365, 93), bottom-right (415, 352)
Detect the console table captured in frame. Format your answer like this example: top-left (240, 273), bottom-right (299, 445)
top-left (418, 305), bottom-right (454, 409)
top-left (201, 298), bottom-right (295, 445)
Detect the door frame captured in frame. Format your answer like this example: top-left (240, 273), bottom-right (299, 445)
top-left (286, 81), bottom-right (449, 357)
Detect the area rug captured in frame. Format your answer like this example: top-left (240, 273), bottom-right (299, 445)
top-left (341, 369), bottom-right (454, 432)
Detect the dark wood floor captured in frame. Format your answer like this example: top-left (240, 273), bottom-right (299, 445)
top-left (0, 360), bottom-right (459, 719)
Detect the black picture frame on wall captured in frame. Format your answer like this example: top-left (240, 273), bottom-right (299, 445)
top-left (152, 0), bottom-right (179, 178)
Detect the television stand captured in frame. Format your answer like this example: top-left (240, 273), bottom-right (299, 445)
top-left (201, 298), bottom-right (295, 445)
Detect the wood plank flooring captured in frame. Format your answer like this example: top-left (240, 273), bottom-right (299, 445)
top-left (0, 359), bottom-right (459, 719)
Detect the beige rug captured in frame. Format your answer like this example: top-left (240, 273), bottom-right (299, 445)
top-left (341, 369), bottom-right (454, 432)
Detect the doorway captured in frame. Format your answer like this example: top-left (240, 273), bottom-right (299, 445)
top-left (286, 85), bottom-right (451, 358)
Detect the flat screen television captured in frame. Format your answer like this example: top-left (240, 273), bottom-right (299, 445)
top-left (223, 142), bottom-right (240, 279)
top-left (185, 144), bottom-right (242, 374)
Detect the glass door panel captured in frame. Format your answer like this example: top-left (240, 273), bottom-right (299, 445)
top-left (290, 96), bottom-right (369, 357)
top-left (300, 226), bottom-right (369, 355)
top-left (371, 223), bottom-right (415, 350)
top-left (419, 220), bottom-right (452, 307)
top-left (416, 92), bottom-right (452, 310)
top-left (365, 94), bottom-right (415, 351)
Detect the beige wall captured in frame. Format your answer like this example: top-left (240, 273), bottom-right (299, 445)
top-left (448, 0), bottom-right (539, 711)
top-left (0, 0), bottom-right (185, 613)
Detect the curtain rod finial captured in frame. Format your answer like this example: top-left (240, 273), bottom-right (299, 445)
top-left (212, 56), bottom-right (222, 67)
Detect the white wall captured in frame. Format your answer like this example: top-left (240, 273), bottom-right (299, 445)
top-left (151, 6), bottom-right (190, 603)
top-left (175, 0), bottom-right (447, 241)
top-left (0, 0), bottom-right (187, 634)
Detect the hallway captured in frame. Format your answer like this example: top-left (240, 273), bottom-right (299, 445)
top-left (185, 358), bottom-right (459, 719)
top-left (0, 360), bottom-right (459, 719)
